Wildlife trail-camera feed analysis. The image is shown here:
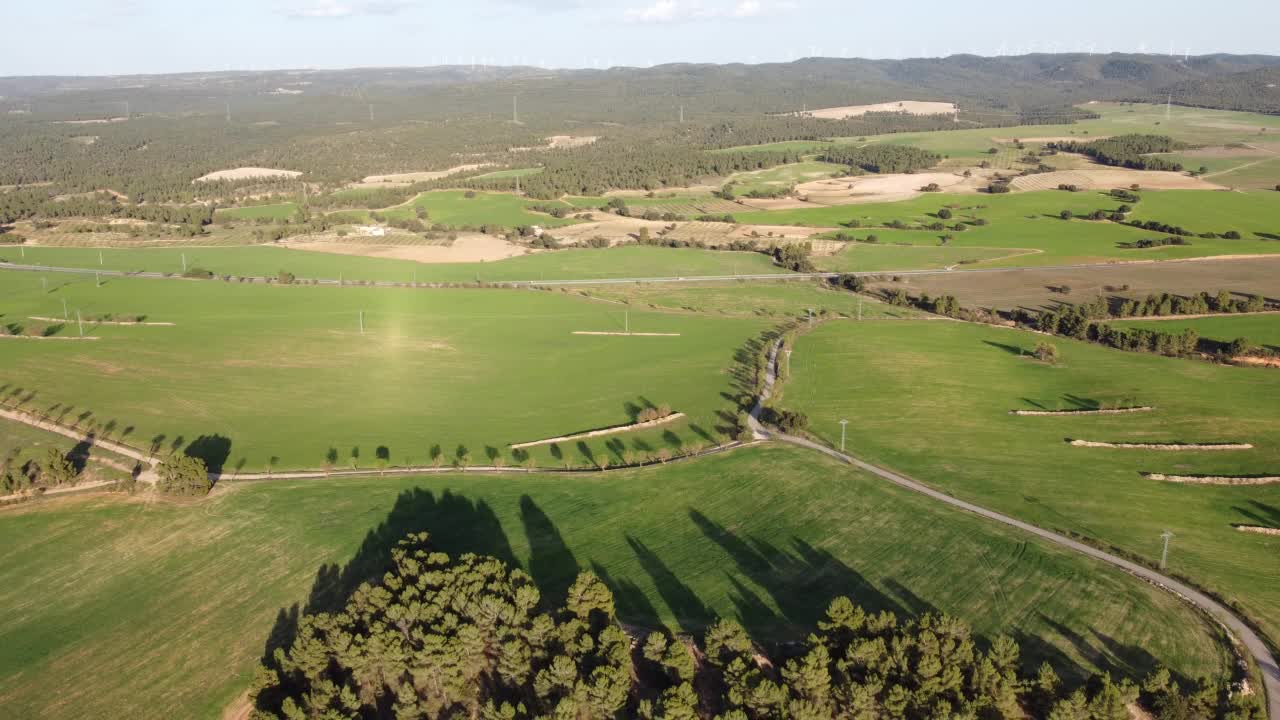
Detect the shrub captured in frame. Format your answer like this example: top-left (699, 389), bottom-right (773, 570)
top-left (937, 208), bottom-right (953, 220)
top-left (769, 408), bottom-right (809, 434)
top-left (1033, 341), bottom-right (1060, 364)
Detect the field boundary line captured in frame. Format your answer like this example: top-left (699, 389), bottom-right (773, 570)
top-left (510, 412), bottom-right (685, 449)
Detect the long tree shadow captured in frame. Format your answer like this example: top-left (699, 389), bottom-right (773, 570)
top-left (688, 509), bottom-right (905, 635)
top-left (1232, 500), bottom-right (1280, 529)
top-left (520, 495), bottom-right (581, 605)
top-left (1037, 613), bottom-right (1186, 686)
top-left (263, 488), bottom-right (517, 668)
top-left (627, 535), bottom-right (712, 633)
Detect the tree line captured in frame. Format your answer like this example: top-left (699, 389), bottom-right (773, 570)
top-left (249, 531), bottom-right (1261, 720)
top-left (818, 145), bottom-right (942, 174)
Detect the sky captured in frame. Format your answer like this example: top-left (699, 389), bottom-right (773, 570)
top-left (1, 0), bottom-right (1278, 76)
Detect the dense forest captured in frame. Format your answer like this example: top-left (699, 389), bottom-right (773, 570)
top-left (1150, 67), bottom-right (1280, 115)
top-left (1049, 135), bottom-right (1187, 171)
top-left (818, 145), bottom-right (942, 173)
top-left (249, 531), bottom-right (1261, 720)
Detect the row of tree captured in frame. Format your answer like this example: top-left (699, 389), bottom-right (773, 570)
top-left (818, 145), bottom-right (942, 174)
top-left (249, 532), bottom-right (1261, 719)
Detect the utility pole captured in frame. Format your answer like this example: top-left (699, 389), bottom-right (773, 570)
top-left (98, 250), bottom-right (103, 265)
top-left (858, 299), bottom-right (863, 321)
top-left (62, 298), bottom-right (68, 321)
top-left (839, 419), bottom-right (848, 452)
top-left (625, 311), bottom-right (629, 335)
top-left (41, 277), bottom-right (47, 292)
top-left (1160, 531), bottom-right (1174, 569)
top-left (359, 310), bottom-right (364, 335)
top-left (181, 253), bottom-right (187, 273)
top-left (515, 173), bottom-right (521, 195)
top-left (95, 271), bottom-right (100, 287)
top-left (76, 309), bottom-right (83, 337)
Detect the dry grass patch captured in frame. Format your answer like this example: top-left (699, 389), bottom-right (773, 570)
top-left (799, 101), bottom-right (957, 119)
top-left (194, 168), bottom-right (301, 183)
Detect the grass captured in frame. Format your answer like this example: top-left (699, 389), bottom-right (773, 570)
top-left (1112, 314), bottom-right (1280, 351)
top-left (0, 271), bottom-right (770, 472)
top-left (712, 140), bottom-right (836, 154)
top-left (382, 190), bottom-right (577, 228)
top-left (472, 167), bottom-right (544, 180)
top-left (573, 280), bottom-right (924, 319)
top-left (0, 444), bottom-right (1231, 719)
top-left (732, 190), bottom-right (1280, 268)
top-left (780, 319), bottom-right (1280, 649)
top-left (1127, 190), bottom-right (1280, 237)
top-left (213, 203), bottom-right (298, 222)
top-left (0, 244), bottom-right (788, 283)
top-left (0, 417), bottom-right (131, 489)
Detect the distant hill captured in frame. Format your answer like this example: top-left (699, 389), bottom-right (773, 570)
top-left (2, 53), bottom-right (1278, 123)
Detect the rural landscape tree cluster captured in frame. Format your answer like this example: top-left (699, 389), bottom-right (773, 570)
top-left (250, 532), bottom-right (1262, 720)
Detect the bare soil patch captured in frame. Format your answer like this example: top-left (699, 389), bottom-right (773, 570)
top-left (1234, 356), bottom-right (1280, 369)
top-left (1143, 473), bottom-right (1280, 486)
top-left (785, 170), bottom-right (995, 206)
top-left (356, 164), bottom-right (490, 186)
top-left (1234, 526), bottom-right (1280, 536)
top-left (512, 135), bottom-right (598, 152)
top-left (1069, 440), bottom-right (1251, 450)
top-left (864, 255), bottom-right (1280, 312)
top-left (1010, 407), bottom-right (1154, 416)
top-left (1011, 168), bottom-right (1223, 192)
top-left (800, 101), bottom-right (957, 120)
top-left (194, 167), bottom-right (302, 183)
top-left (283, 233), bottom-right (529, 264)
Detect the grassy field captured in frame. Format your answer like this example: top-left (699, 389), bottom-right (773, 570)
top-left (780, 319), bottom-right (1280, 648)
top-left (382, 190), bottom-right (578, 228)
top-left (0, 444), bottom-right (1231, 719)
top-left (1112, 314), bottom-right (1280, 351)
top-left (727, 161), bottom-right (848, 196)
top-left (574, 280), bottom-right (923, 319)
top-left (213, 203), bottom-right (298, 222)
top-left (1127, 190), bottom-right (1280, 237)
top-left (472, 167), bottom-right (544, 180)
top-left (1, 244), bottom-right (788, 283)
top-left (0, 271), bottom-right (772, 471)
top-left (733, 190), bottom-right (1280, 267)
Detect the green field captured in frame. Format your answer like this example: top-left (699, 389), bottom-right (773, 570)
top-left (0, 444), bottom-right (1231, 719)
top-left (383, 190), bottom-right (577, 228)
top-left (0, 271), bottom-right (773, 471)
top-left (472, 167), bottom-right (544, 180)
top-left (1, 244), bottom-right (788, 283)
top-left (1127, 190), bottom-right (1280, 237)
top-left (780, 319), bottom-right (1280, 648)
top-left (734, 190), bottom-right (1280, 267)
top-left (1113, 314), bottom-right (1280, 350)
top-left (213, 203), bottom-right (298, 222)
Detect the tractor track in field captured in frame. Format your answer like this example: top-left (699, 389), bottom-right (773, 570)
top-left (748, 335), bottom-right (1280, 720)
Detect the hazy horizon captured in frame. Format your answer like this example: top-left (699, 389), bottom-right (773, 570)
top-left (2, 0), bottom-right (1277, 76)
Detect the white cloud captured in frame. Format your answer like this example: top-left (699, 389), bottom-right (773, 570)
top-left (287, 0), bottom-right (416, 19)
top-left (623, 0), bottom-right (795, 24)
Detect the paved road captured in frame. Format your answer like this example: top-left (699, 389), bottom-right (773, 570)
top-left (750, 337), bottom-right (1279, 719)
top-left (1, 256), bottom-right (1256, 288)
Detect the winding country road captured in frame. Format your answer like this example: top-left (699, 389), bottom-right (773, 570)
top-left (749, 337), bottom-right (1280, 720)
